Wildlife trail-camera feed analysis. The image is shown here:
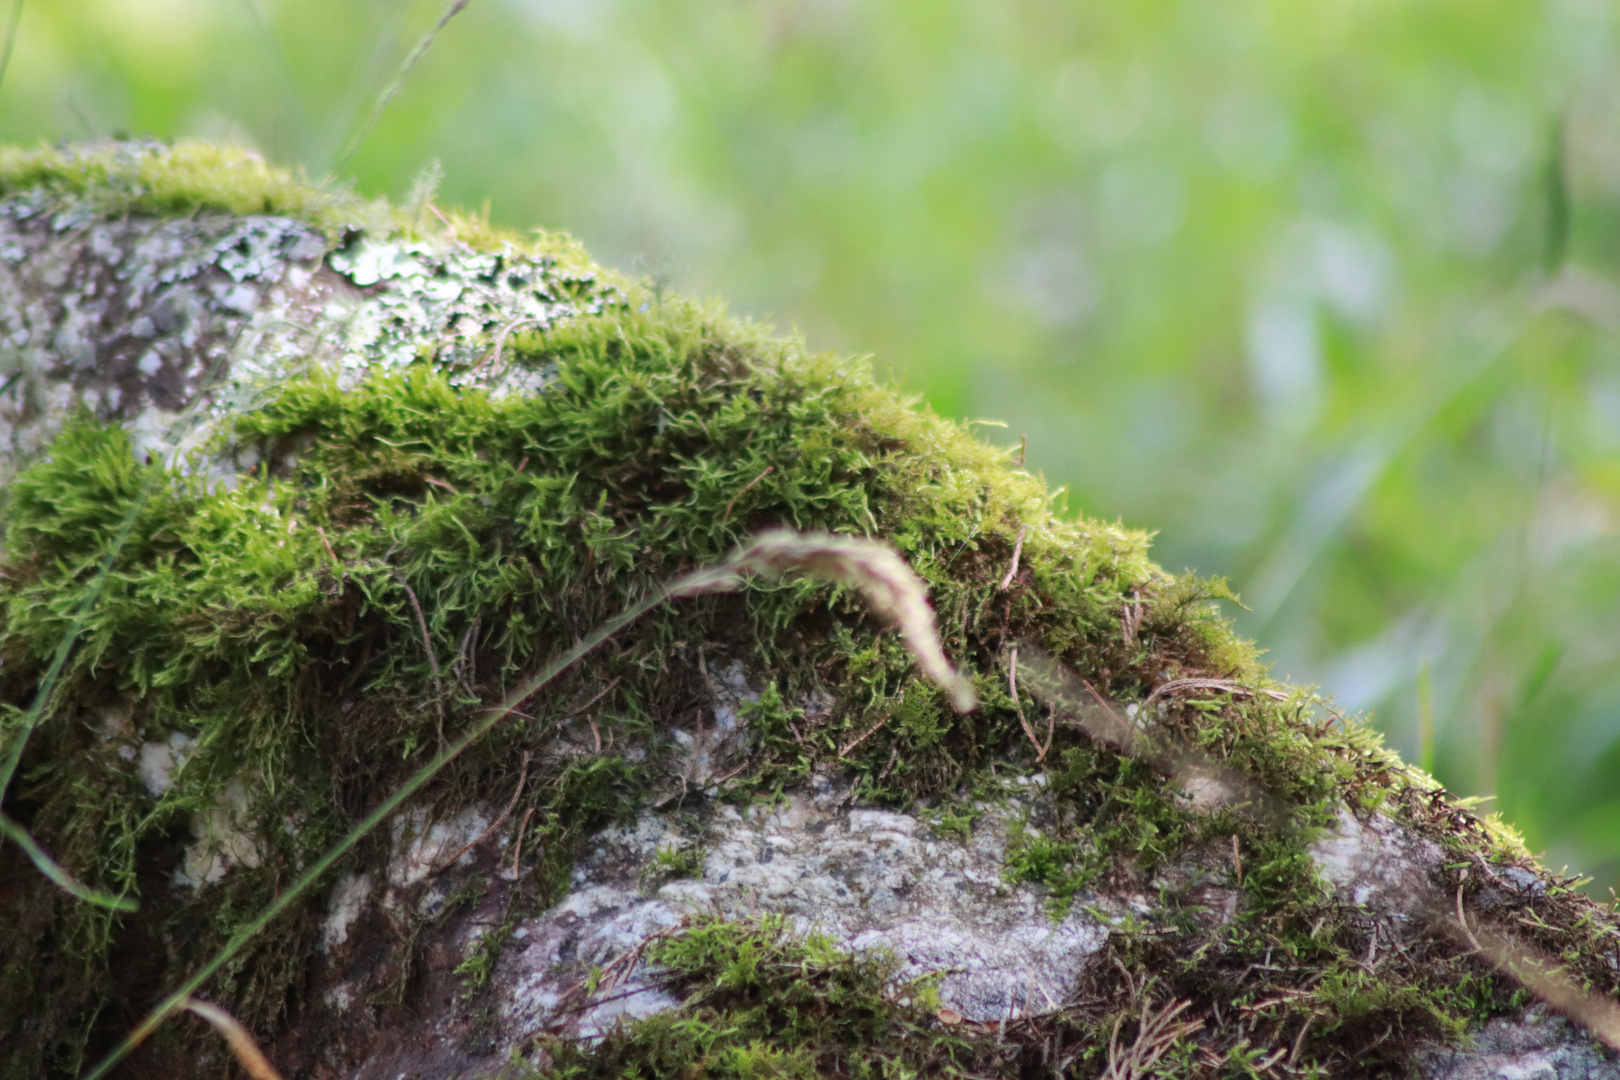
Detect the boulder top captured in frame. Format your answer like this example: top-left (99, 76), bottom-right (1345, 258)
top-left (0, 140), bottom-right (1613, 1080)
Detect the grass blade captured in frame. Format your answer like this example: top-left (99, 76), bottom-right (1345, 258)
top-left (0, 811), bottom-right (137, 912)
top-left (0, 0), bottom-right (22, 96)
top-left (330, 0), bottom-right (472, 176)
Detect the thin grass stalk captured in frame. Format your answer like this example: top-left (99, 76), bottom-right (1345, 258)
top-left (329, 0), bottom-right (472, 176)
top-left (0, 0), bottom-right (21, 96)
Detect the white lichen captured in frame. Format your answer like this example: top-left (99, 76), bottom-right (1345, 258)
top-left (136, 731), bottom-right (194, 798)
top-left (322, 872), bottom-right (374, 952)
top-left (387, 803), bottom-right (493, 893)
top-left (498, 773), bottom-right (1109, 1052)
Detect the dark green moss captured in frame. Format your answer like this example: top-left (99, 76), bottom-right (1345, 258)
top-left (0, 148), bottom-right (1584, 1080)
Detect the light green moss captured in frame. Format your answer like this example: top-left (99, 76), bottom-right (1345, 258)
top-left (0, 139), bottom-right (599, 272)
top-left (0, 144), bottom-right (1585, 1080)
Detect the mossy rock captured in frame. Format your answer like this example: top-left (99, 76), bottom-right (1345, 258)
top-left (0, 140), bottom-right (1616, 1080)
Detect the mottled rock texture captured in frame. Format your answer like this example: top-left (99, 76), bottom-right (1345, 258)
top-left (2, 142), bottom-right (1620, 1080)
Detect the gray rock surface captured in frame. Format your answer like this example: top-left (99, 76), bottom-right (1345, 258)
top-left (0, 179), bottom-right (611, 489)
top-left (1421, 1006), bottom-right (1620, 1080)
top-left (5, 159), bottom-right (1617, 1079)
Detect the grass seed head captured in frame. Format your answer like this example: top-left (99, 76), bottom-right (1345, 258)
top-left (683, 529), bottom-right (978, 713)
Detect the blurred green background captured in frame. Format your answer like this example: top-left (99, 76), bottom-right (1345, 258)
top-left (7, 0), bottom-right (1620, 890)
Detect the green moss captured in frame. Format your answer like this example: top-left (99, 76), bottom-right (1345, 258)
top-left (0, 145), bottom-right (1592, 1079)
top-left (0, 139), bottom-right (600, 272)
top-left (0, 286), bottom-right (1159, 1074)
top-left (0, 140), bottom-right (357, 226)
top-left (645, 843), bottom-right (706, 882)
top-left (529, 915), bottom-right (978, 1080)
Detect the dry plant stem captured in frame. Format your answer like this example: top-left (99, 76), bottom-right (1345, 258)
top-left (567, 674), bottom-right (623, 719)
top-left (510, 806), bottom-right (535, 877)
top-left (1007, 646), bottom-right (1050, 762)
top-left (478, 316), bottom-right (543, 375)
top-left (315, 525), bottom-right (341, 568)
top-left (1455, 874), bottom-right (1485, 954)
top-left (1103, 997), bottom-right (1199, 1080)
top-left (81, 530), bottom-right (962, 1080)
top-left (432, 750), bottom-right (530, 874)
top-left (999, 525), bottom-right (1026, 590)
top-left (838, 716), bottom-right (890, 758)
top-left (181, 999), bottom-right (285, 1080)
top-left (721, 464), bottom-right (774, 522)
top-left (391, 570), bottom-right (445, 735)
top-left (1288, 1014), bottom-right (1316, 1066)
top-left (1121, 588), bottom-right (1143, 646)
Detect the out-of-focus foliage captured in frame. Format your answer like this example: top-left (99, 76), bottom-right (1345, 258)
top-left (6, 0), bottom-right (1620, 889)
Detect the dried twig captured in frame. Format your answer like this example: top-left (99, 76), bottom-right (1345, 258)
top-left (182, 999), bottom-right (285, 1080)
top-left (391, 570), bottom-right (443, 706)
top-left (999, 525), bottom-right (1027, 590)
top-left (1454, 873), bottom-right (1484, 954)
top-left (454, 614), bottom-right (481, 692)
top-left (1103, 997), bottom-right (1200, 1080)
top-left (478, 316), bottom-right (544, 375)
top-left (721, 465), bottom-right (775, 523)
top-left (839, 716), bottom-right (889, 758)
top-left (1288, 1012), bottom-right (1316, 1066)
top-left (1120, 587), bottom-right (1144, 646)
top-left (432, 751), bottom-right (530, 874)
top-left (510, 806), bottom-right (535, 878)
top-left (567, 675), bottom-right (622, 719)
top-left (315, 525), bottom-right (341, 568)
top-left (1008, 646), bottom-right (1051, 762)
